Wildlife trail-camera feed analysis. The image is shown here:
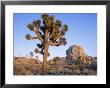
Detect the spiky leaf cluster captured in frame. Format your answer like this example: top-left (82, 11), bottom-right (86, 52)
top-left (25, 34), bottom-right (32, 40)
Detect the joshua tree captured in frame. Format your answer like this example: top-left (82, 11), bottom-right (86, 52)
top-left (25, 13), bottom-right (68, 74)
top-left (30, 52), bottom-right (33, 57)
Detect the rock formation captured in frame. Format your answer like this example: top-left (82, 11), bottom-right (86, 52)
top-left (48, 57), bottom-right (67, 66)
top-left (66, 45), bottom-right (92, 65)
top-left (13, 57), bottom-right (42, 75)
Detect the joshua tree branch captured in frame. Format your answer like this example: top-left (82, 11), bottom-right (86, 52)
top-left (31, 36), bottom-right (38, 40)
top-left (34, 27), bottom-right (44, 43)
top-left (49, 40), bottom-right (65, 46)
top-left (49, 31), bottom-right (64, 40)
top-left (25, 34), bottom-right (38, 40)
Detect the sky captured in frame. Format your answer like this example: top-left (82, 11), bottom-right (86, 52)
top-left (14, 13), bottom-right (97, 61)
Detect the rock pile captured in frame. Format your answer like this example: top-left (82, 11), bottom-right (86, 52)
top-left (14, 57), bottom-right (42, 75)
top-left (48, 57), bottom-right (67, 66)
top-left (66, 45), bottom-right (92, 65)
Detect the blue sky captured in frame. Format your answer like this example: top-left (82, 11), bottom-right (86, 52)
top-left (14, 13), bottom-right (97, 60)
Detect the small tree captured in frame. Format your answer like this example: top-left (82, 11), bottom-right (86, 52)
top-left (30, 52), bottom-right (33, 57)
top-left (25, 14), bottom-right (68, 74)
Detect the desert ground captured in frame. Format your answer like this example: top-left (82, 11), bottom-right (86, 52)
top-left (14, 45), bottom-right (97, 75)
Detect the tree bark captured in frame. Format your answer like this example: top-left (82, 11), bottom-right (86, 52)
top-left (42, 42), bottom-right (49, 75)
top-left (42, 29), bottom-right (49, 75)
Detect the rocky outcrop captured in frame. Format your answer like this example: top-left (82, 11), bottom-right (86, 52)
top-left (48, 57), bottom-right (68, 66)
top-left (66, 45), bottom-right (92, 65)
top-left (13, 57), bottom-right (42, 75)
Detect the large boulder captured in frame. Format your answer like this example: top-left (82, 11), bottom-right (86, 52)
top-left (66, 45), bottom-right (92, 65)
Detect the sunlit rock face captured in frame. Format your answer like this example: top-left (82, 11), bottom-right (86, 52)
top-left (66, 45), bottom-right (92, 65)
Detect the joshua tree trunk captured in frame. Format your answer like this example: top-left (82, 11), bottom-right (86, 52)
top-left (42, 42), bottom-right (49, 74)
top-left (42, 29), bottom-right (49, 74)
